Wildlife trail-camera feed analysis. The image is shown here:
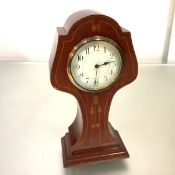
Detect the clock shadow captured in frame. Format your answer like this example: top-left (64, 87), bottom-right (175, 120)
top-left (63, 159), bottom-right (128, 175)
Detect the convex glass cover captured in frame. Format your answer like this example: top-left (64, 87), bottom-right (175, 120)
top-left (68, 36), bottom-right (123, 91)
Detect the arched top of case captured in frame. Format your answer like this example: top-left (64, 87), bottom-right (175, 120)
top-left (49, 10), bottom-right (138, 96)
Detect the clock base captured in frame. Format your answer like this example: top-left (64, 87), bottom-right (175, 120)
top-left (61, 129), bottom-right (129, 167)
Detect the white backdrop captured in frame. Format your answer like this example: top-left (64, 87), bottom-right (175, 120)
top-left (168, 9), bottom-right (175, 63)
top-left (0, 0), bottom-right (173, 63)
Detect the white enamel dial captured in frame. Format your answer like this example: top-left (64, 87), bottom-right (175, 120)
top-left (68, 37), bottom-right (122, 91)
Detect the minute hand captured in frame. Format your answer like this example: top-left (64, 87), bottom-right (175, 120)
top-left (95, 61), bottom-right (116, 68)
top-left (101, 61), bottom-right (116, 66)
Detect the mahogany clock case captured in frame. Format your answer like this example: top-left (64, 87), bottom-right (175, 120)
top-left (49, 10), bottom-right (138, 167)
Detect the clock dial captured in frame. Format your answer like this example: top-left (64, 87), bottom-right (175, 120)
top-left (68, 36), bottom-right (122, 91)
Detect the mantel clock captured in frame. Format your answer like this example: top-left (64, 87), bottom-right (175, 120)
top-left (49, 10), bottom-right (138, 167)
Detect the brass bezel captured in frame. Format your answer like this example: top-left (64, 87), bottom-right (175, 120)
top-left (67, 36), bottom-right (123, 92)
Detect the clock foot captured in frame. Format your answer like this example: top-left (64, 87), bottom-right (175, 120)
top-left (61, 130), bottom-right (129, 167)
